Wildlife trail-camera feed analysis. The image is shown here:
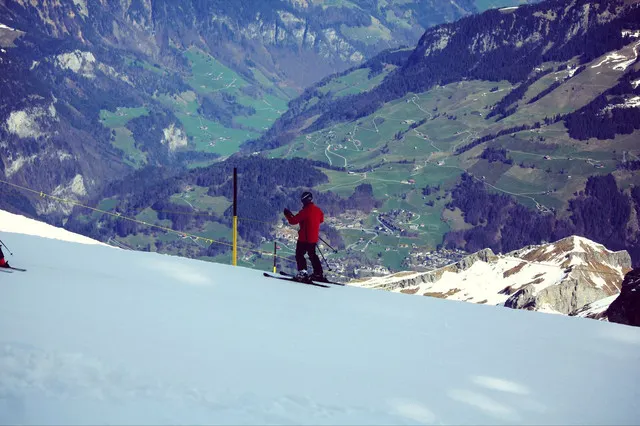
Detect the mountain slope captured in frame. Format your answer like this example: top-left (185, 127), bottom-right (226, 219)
top-left (1, 211), bottom-right (640, 424)
top-left (248, 0), bottom-right (640, 148)
top-left (236, 0), bottom-right (640, 273)
top-left (1, 0), bottom-right (490, 219)
top-left (350, 235), bottom-right (631, 315)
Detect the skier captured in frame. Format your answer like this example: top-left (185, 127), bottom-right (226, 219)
top-left (283, 191), bottom-right (325, 282)
top-left (0, 244), bottom-right (9, 268)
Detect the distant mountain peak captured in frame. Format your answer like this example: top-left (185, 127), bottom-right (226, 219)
top-left (351, 235), bottom-right (632, 316)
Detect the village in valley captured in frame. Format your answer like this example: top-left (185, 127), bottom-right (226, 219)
top-left (274, 207), bottom-right (467, 278)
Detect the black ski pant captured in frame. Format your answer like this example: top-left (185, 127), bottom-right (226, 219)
top-left (296, 241), bottom-right (323, 276)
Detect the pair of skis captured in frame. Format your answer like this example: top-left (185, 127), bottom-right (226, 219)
top-left (263, 271), bottom-right (344, 288)
top-left (0, 266), bottom-right (26, 273)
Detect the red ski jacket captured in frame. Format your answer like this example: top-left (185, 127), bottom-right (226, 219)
top-left (286, 202), bottom-right (324, 243)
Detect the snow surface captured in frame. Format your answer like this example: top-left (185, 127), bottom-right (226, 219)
top-left (0, 210), bottom-right (108, 246)
top-left (606, 96), bottom-right (640, 110)
top-left (573, 295), bottom-right (619, 319)
top-left (0, 23), bottom-right (16, 31)
top-left (1, 214), bottom-right (640, 424)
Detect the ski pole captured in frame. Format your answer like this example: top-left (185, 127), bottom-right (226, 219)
top-left (316, 245), bottom-right (332, 272)
top-left (0, 239), bottom-right (12, 256)
top-left (318, 236), bottom-right (338, 253)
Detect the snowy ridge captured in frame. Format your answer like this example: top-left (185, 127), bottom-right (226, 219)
top-left (0, 23), bottom-right (17, 31)
top-left (1, 214), bottom-right (640, 424)
top-left (350, 236), bottom-right (631, 315)
top-left (0, 210), bottom-right (108, 246)
top-left (590, 40), bottom-right (640, 72)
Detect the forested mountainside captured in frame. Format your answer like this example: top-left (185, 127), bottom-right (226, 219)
top-left (3, 0), bottom-right (639, 279)
top-left (235, 0), bottom-right (640, 271)
top-left (246, 0), bottom-right (640, 150)
top-left (0, 0), bottom-right (497, 221)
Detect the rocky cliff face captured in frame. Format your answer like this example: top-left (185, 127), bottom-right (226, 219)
top-left (350, 236), bottom-right (632, 317)
top-left (606, 268), bottom-right (640, 326)
top-left (503, 236), bottom-right (631, 313)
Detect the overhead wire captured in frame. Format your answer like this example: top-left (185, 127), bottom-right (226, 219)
top-left (0, 178), bottom-right (629, 281)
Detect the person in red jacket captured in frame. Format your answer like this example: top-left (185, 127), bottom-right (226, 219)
top-left (0, 245), bottom-right (9, 268)
top-left (284, 191), bottom-right (325, 281)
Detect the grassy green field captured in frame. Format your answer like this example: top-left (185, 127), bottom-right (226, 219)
top-left (174, 47), bottom-right (290, 155)
top-left (317, 68), bottom-right (390, 98)
top-left (185, 47), bottom-right (249, 94)
top-left (100, 107), bottom-right (149, 128)
top-left (266, 63), bottom-right (638, 268)
top-left (135, 208), bottom-right (173, 228)
top-left (100, 107), bottom-right (150, 168)
top-left (340, 17), bottom-right (392, 46)
top-left (170, 186), bottom-right (232, 215)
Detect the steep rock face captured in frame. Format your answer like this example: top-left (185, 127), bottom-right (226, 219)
top-left (503, 236), bottom-right (632, 313)
top-left (350, 236), bottom-right (631, 316)
top-left (606, 268), bottom-right (640, 326)
top-left (505, 276), bottom-right (614, 314)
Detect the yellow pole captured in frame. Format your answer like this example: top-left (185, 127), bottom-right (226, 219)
top-left (233, 216), bottom-right (237, 266)
top-left (233, 167), bottom-right (237, 266)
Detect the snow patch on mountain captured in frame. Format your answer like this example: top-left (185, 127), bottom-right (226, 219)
top-left (0, 22), bottom-right (17, 31)
top-left (72, 0), bottom-right (88, 17)
top-left (590, 41), bottom-right (640, 71)
top-left (570, 294), bottom-right (617, 320)
top-left (351, 236), bottom-right (631, 316)
top-left (604, 96), bottom-right (640, 112)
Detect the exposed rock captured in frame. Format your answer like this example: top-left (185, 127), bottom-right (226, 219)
top-left (569, 294), bottom-right (617, 321)
top-left (6, 103), bottom-right (58, 139)
top-left (54, 51), bottom-right (96, 78)
top-left (350, 236), bottom-right (630, 319)
top-left (505, 276), bottom-right (613, 314)
top-left (606, 268), bottom-right (640, 327)
top-left (162, 124), bottom-right (188, 151)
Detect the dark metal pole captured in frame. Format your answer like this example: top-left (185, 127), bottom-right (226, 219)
top-left (0, 239), bottom-right (12, 255)
top-left (273, 242), bottom-right (277, 273)
top-left (316, 245), bottom-right (332, 272)
top-left (318, 236), bottom-right (338, 253)
top-left (232, 167), bottom-right (238, 266)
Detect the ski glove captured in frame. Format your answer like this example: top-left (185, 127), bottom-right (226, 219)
top-left (284, 208), bottom-right (292, 217)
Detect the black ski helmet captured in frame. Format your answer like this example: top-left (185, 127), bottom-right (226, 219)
top-left (301, 191), bottom-right (313, 203)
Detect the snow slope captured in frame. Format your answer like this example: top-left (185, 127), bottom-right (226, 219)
top-left (0, 209), bottom-right (107, 246)
top-left (1, 213), bottom-right (639, 425)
